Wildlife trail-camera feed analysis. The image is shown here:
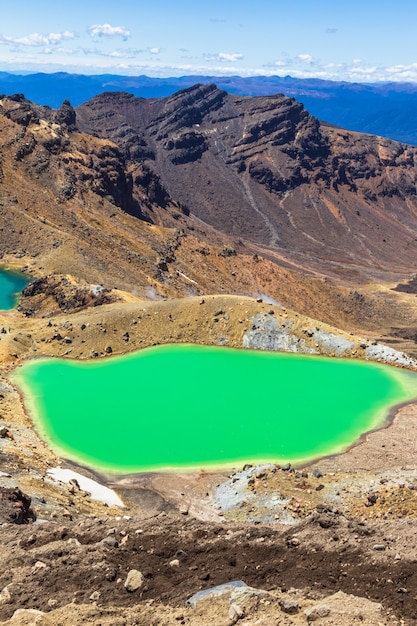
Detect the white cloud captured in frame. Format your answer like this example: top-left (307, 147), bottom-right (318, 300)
top-left (0, 31), bottom-right (75, 47)
top-left (42, 46), bottom-right (76, 56)
top-left (81, 46), bottom-right (160, 60)
top-left (297, 53), bottom-right (314, 64)
top-left (386, 63), bottom-right (417, 75)
top-left (56, 47), bottom-right (76, 55)
top-left (204, 52), bottom-right (244, 63)
top-left (219, 52), bottom-right (243, 62)
top-left (264, 55), bottom-right (391, 83)
top-left (88, 23), bottom-right (130, 40)
top-left (349, 65), bottom-right (377, 75)
top-left (108, 50), bottom-right (134, 58)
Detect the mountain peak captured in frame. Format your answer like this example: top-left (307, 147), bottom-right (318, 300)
top-left (76, 87), bottom-right (417, 279)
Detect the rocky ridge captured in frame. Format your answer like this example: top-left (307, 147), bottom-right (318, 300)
top-left (77, 85), bottom-right (417, 280)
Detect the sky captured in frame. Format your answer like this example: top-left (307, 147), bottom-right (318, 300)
top-left (2, 1), bottom-right (417, 82)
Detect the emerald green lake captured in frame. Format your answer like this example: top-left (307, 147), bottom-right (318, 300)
top-left (11, 345), bottom-right (417, 473)
top-left (0, 268), bottom-right (30, 310)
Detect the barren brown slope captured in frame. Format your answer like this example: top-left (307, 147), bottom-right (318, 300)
top-left (0, 94), bottom-right (291, 301)
top-left (76, 85), bottom-right (417, 282)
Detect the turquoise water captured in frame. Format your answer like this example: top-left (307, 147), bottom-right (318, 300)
top-left (0, 268), bottom-right (30, 309)
top-left (12, 344), bottom-right (417, 473)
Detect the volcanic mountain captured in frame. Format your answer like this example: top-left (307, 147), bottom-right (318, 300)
top-left (76, 84), bottom-right (417, 283)
top-left (2, 87), bottom-right (417, 350)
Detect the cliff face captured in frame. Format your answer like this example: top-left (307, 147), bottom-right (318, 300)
top-left (76, 85), bottom-right (417, 279)
top-left (0, 94), bottom-right (148, 220)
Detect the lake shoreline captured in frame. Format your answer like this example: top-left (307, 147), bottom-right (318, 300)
top-left (3, 293), bottom-right (417, 527)
top-left (10, 344), bottom-right (417, 476)
top-left (0, 266), bottom-right (30, 310)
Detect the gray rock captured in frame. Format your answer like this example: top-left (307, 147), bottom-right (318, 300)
top-left (279, 599), bottom-right (299, 614)
top-left (230, 586), bottom-right (271, 611)
top-left (10, 609), bottom-right (45, 621)
top-left (367, 493), bottom-right (377, 505)
top-left (124, 569), bottom-right (144, 592)
top-left (313, 330), bottom-right (354, 355)
top-left (186, 581), bottom-right (248, 608)
top-left (0, 585), bottom-right (11, 605)
top-left (304, 604), bottom-right (331, 621)
top-left (228, 602), bottom-right (244, 622)
top-left (243, 313), bottom-right (316, 354)
top-left (288, 537), bottom-right (300, 547)
top-left (89, 590), bottom-right (101, 601)
top-left (365, 344), bottom-right (417, 368)
top-left (179, 502), bottom-right (189, 515)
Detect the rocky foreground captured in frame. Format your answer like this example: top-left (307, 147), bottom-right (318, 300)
top-left (0, 291), bottom-right (417, 624)
top-left (0, 509), bottom-right (415, 625)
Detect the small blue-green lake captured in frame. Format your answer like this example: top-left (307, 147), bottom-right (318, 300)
top-left (0, 268), bottom-right (30, 310)
top-left (11, 344), bottom-right (417, 473)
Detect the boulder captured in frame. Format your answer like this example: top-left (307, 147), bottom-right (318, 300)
top-left (0, 487), bottom-right (36, 524)
top-left (124, 569), bottom-right (144, 592)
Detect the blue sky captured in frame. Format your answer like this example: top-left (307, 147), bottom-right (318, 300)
top-left (1, 1), bottom-right (417, 82)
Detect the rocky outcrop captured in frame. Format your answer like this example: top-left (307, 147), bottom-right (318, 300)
top-left (166, 131), bottom-right (208, 164)
top-left (133, 164), bottom-right (171, 208)
top-left (0, 487), bottom-right (36, 524)
top-left (0, 95), bottom-right (148, 219)
top-left (19, 275), bottom-right (117, 316)
top-left (0, 93), bottom-right (39, 127)
top-left (54, 99), bottom-right (76, 129)
top-left (149, 83), bottom-right (227, 136)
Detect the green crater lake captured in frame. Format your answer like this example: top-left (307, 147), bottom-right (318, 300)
top-left (11, 344), bottom-right (417, 473)
top-left (0, 268), bottom-right (30, 310)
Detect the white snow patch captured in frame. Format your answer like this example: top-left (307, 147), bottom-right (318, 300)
top-left (47, 467), bottom-right (125, 508)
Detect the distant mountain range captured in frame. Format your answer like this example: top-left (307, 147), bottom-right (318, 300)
top-left (1, 71), bottom-right (417, 145)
